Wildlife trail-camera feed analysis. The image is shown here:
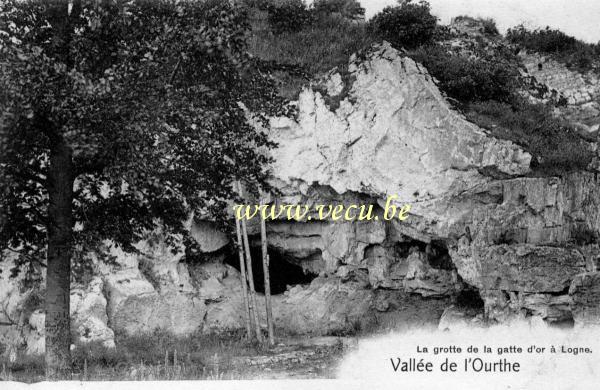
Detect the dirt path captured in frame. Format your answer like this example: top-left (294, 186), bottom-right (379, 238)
top-left (227, 337), bottom-right (357, 379)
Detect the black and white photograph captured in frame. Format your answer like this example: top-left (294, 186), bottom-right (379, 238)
top-left (1, 0), bottom-right (600, 388)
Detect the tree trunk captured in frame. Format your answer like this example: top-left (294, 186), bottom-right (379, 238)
top-left (45, 139), bottom-right (74, 379)
top-left (234, 217), bottom-right (252, 340)
top-left (260, 213), bottom-right (275, 346)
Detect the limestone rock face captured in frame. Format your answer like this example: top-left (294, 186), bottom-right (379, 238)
top-left (272, 277), bottom-right (376, 335)
top-left (403, 251), bottom-right (457, 297)
top-left (521, 293), bottom-right (572, 322)
top-left (24, 310), bottom-right (45, 355)
top-left (449, 173), bottom-right (600, 320)
top-left (454, 244), bottom-right (587, 292)
top-left (264, 44), bottom-right (600, 325)
top-left (438, 306), bottom-right (484, 331)
top-left (520, 51), bottom-right (600, 138)
top-left (70, 277), bottom-right (115, 348)
top-left (365, 244), bottom-right (406, 290)
top-left (570, 272), bottom-right (600, 326)
top-left (111, 292), bottom-right (206, 335)
top-left (190, 221), bottom-right (229, 253)
top-left (269, 42), bottom-right (531, 210)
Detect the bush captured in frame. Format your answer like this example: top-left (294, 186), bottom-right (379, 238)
top-left (480, 18), bottom-right (499, 36)
top-left (466, 99), bottom-right (594, 174)
top-left (312, 0), bottom-right (365, 20)
top-left (507, 25), bottom-right (600, 72)
top-left (408, 44), bottom-right (520, 103)
top-left (369, 0), bottom-right (438, 49)
top-left (507, 25), bottom-right (579, 53)
top-left (266, 0), bottom-right (313, 34)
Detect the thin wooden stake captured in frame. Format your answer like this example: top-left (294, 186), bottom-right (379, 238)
top-left (238, 186), bottom-right (263, 342)
top-left (241, 218), bottom-right (263, 342)
top-left (235, 215), bottom-right (252, 340)
top-left (260, 209), bottom-right (275, 346)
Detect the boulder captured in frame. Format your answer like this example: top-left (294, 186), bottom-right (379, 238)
top-left (403, 251), bottom-right (457, 297)
top-left (454, 244), bottom-right (587, 293)
top-left (272, 277), bottom-right (377, 335)
top-left (190, 221), bottom-right (229, 253)
top-left (438, 306), bottom-right (484, 331)
top-left (70, 277), bottom-right (115, 347)
top-left (365, 245), bottom-right (406, 289)
top-left (110, 292), bottom-right (206, 335)
top-left (569, 272), bottom-right (600, 326)
top-left (521, 293), bottom-right (572, 322)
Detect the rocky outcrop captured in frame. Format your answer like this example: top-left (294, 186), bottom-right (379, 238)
top-left (265, 43), bottom-right (600, 326)
top-left (454, 244), bottom-right (587, 292)
top-left (403, 250), bottom-right (457, 297)
top-left (70, 277), bottom-right (115, 347)
top-left (520, 52), bottom-right (600, 139)
top-left (269, 43), bottom-right (530, 206)
top-left (521, 52), bottom-right (600, 107)
top-left (569, 272), bottom-right (600, 326)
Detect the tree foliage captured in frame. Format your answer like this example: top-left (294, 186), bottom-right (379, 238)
top-left (0, 0), bottom-right (285, 375)
top-left (409, 43), bottom-right (521, 103)
top-left (369, 0), bottom-right (438, 50)
top-left (312, 0), bottom-right (365, 20)
top-left (1, 0), bottom-right (284, 271)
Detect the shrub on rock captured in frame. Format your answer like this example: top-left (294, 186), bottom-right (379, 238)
top-left (369, 0), bottom-right (438, 49)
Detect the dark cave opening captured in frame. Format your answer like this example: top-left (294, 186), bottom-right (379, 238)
top-left (455, 287), bottom-right (485, 310)
top-left (225, 244), bottom-right (317, 295)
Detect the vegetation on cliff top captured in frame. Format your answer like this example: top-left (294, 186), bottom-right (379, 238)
top-left (507, 25), bottom-right (600, 74)
top-left (244, 0), bottom-right (595, 175)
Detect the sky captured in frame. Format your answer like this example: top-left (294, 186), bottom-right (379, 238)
top-left (340, 0), bottom-right (600, 43)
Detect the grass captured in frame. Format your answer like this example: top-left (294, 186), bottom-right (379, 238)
top-left (248, 11), bottom-right (374, 100)
top-left (465, 99), bottom-right (594, 175)
top-left (0, 329), bottom-right (265, 382)
top-left (0, 329), bottom-right (349, 382)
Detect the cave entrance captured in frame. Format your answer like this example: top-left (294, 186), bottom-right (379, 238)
top-left (455, 287), bottom-right (485, 311)
top-left (225, 244), bottom-right (317, 295)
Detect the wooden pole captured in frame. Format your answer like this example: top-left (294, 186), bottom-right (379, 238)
top-left (241, 218), bottom-right (263, 342)
top-left (260, 210), bottom-right (275, 346)
top-left (235, 216), bottom-right (252, 340)
top-left (237, 182), bottom-right (263, 342)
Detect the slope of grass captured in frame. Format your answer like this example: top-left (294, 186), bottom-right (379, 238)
top-left (465, 99), bottom-right (594, 175)
top-left (507, 25), bottom-right (600, 73)
top-left (248, 12), bottom-right (373, 100)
